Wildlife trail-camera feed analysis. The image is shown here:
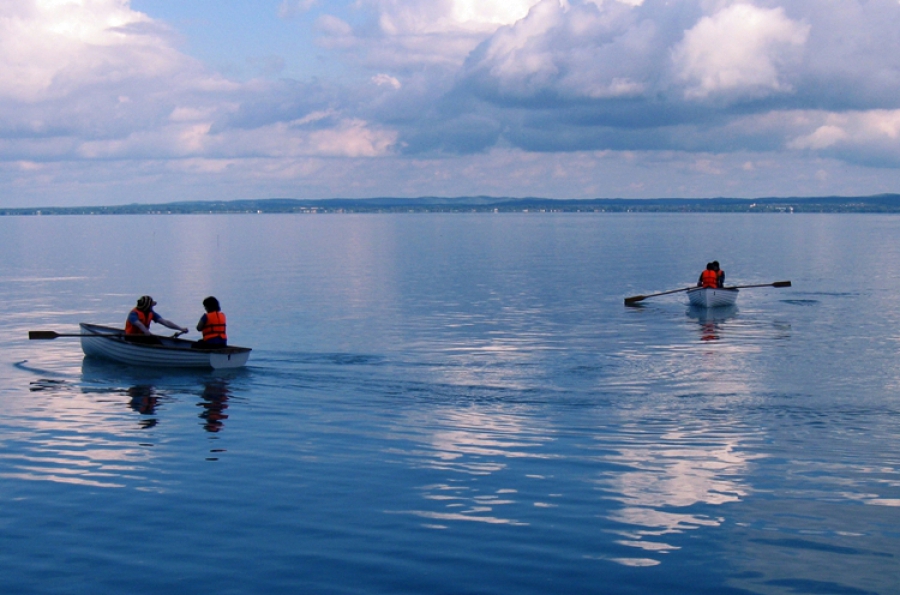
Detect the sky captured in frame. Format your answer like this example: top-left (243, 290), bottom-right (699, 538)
top-left (2, 0), bottom-right (900, 207)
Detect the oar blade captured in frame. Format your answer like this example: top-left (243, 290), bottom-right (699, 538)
top-left (29, 331), bottom-right (60, 340)
top-left (772, 280), bottom-right (792, 287)
top-left (624, 295), bottom-right (646, 305)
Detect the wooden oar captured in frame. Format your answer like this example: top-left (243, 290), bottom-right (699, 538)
top-left (29, 330), bottom-right (186, 340)
top-left (624, 280), bottom-right (791, 305)
top-left (723, 280), bottom-right (792, 290)
top-left (624, 287), bottom-right (693, 305)
top-left (29, 330), bottom-right (121, 340)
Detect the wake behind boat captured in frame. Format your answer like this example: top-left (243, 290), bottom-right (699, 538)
top-left (686, 286), bottom-right (739, 308)
top-left (78, 323), bottom-right (251, 369)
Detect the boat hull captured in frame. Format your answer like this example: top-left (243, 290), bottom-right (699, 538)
top-left (686, 287), bottom-right (739, 308)
top-left (79, 323), bottom-right (251, 369)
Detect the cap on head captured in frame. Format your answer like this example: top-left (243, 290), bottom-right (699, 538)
top-left (137, 295), bottom-right (156, 310)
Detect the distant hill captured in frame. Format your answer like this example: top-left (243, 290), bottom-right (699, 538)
top-left (4, 194), bottom-right (900, 215)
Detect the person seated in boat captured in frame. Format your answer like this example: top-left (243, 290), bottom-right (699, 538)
top-left (698, 263), bottom-right (719, 288)
top-left (712, 261), bottom-right (725, 288)
top-left (193, 296), bottom-right (227, 349)
top-left (125, 295), bottom-right (189, 343)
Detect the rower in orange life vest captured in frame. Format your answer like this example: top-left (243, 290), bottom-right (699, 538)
top-left (194, 296), bottom-right (227, 349)
top-left (698, 263), bottom-right (721, 288)
top-left (125, 295), bottom-right (189, 341)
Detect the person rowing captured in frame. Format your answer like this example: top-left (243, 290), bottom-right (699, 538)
top-left (125, 295), bottom-right (189, 343)
top-left (712, 260), bottom-right (725, 287)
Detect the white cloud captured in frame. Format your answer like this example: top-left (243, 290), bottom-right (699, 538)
top-left (2, 0), bottom-right (900, 206)
top-left (0, 0), bottom-right (402, 170)
top-left (211, 117), bottom-right (399, 159)
top-left (69, 115), bottom-right (398, 160)
top-left (278, 0), bottom-right (318, 19)
top-left (449, 0), bottom-right (537, 30)
top-left (789, 125), bottom-right (847, 151)
top-left (372, 74), bottom-right (402, 89)
top-left (462, 0), bottom-right (713, 106)
top-left (672, 4), bottom-right (809, 100)
top-left (304, 119), bottom-right (398, 157)
top-left (789, 110), bottom-right (900, 154)
top-left (0, 0), bottom-right (184, 102)
top-left (473, 1), bottom-right (566, 94)
top-left (314, 0), bottom-right (549, 70)
top-left (169, 106), bottom-right (217, 122)
top-left (372, 0), bottom-right (540, 36)
top-left (315, 14), bottom-right (353, 37)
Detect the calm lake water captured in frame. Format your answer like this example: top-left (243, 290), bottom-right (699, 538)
top-left (1, 213), bottom-right (898, 595)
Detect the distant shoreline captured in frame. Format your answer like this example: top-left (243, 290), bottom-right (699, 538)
top-left (3, 194), bottom-right (900, 215)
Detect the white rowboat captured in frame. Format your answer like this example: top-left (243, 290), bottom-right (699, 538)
top-left (79, 323), bottom-right (251, 369)
top-left (686, 287), bottom-right (739, 308)
top-left (624, 280), bottom-right (788, 306)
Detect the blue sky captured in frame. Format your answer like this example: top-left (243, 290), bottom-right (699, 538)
top-left (2, 0), bottom-right (900, 207)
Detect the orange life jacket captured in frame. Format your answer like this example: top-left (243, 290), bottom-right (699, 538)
top-left (125, 308), bottom-right (153, 335)
top-left (700, 269), bottom-right (719, 288)
top-left (202, 311), bottom-right (227, 342)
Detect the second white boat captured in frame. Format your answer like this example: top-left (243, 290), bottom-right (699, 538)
top-left (686, 287), bottom-right (739, 308)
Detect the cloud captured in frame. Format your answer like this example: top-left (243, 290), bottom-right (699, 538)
top-left (69, 109), bottom-right (397, 160)
top-left (0, 0), bottom-right (398, 168)
top-left (460, 1), bottom-right (812, 108)
top-left (315, 14), bottom-right (353, 38)
top-left (2, 0), bottom-right (900, 206)
top-left (438, 0), bottom-right (900, 158)
top-left (373, 0), bottom-right (539, 35)
top-left (312, 0), bottom-right (551, 70)
top-left (0, 0), bottom-right (187, 103)
top-left (671, 4), bottom-right (809, 100)
top-left (466, 0), bottom-right (703, 106)
top-left (449, 0), bottom-right (536, 29)
top-left (372, 74), bottom-right (402, 89)
top-left (278, 0), bottom-right (319, 20)
top-left (788, 109), bottom-right (900, 166)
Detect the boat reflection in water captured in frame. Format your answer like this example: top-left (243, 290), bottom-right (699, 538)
top-left (80, 358), bottom-right (239, 437)
top-left (127, 385), bottom-right (160, 428)
top-left (198, 379), bottom-right (231, 434)
top-left (686, 304), bottom-right (737, 342)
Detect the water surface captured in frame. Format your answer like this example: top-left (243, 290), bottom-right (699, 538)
top-left (1, 213), bottom-right (898, 594)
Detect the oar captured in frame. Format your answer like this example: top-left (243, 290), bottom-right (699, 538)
top-left (723, 280), bottom-right (792, 290)
top-left (624, 287), bottom-right (693, 305)
top-left (29, 330), bottom-right (186, 340)
top-left (29, 330), bottom-right (121, 340)
top-left (624, 280), bottom-right (791, 305)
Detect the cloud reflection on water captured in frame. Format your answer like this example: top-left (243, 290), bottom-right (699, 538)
top-left (0, 378), bottom-right (159, 489)
top-left (596, 303), bottom-right (775, 567)
top-left (0, 363), bottom-right (240, 489)
top-left (596, 421), bottom-right (762, 567)
top-left (397, 404), bottom-right (551, 528)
